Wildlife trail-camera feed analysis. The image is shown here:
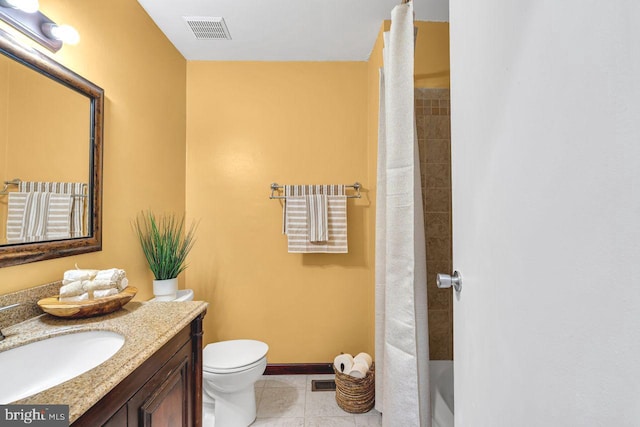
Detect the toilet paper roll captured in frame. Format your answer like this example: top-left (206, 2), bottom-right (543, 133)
top-left (333, 354), bottom-right (354, 374)
top-left (354, 352), bottom-right (373, 370)
top-left (347, 361), bottom-right (369, 379)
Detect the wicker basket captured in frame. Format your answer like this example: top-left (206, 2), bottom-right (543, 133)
top-left (334, 363), bottom-right (375, 414)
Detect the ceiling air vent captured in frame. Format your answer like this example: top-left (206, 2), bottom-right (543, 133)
top-left (183, 16), bottom-right (231, 40)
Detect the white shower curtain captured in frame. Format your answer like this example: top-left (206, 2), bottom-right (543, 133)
top-left (375, 2), bottom-right (430, 426)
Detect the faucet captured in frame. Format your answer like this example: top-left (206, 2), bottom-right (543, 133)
top-left (0, 303), bottom-right (20, 341)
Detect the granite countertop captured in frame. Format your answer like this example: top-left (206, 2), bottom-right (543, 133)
top-left (0, 300), bottom-right (208, 423)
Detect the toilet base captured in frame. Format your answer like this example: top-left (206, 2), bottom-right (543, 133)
top-left (202, 401), bottom-right (216, 427)
top-left (203, 386), bottom-right (256, 427)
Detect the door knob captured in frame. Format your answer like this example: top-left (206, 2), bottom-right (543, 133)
top-left (436, 271), bottom-right (462, 292)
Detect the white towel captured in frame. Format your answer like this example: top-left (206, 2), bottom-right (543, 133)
top-left (59, 292), bottom-right (89, 302)
top-left (118, 277), bottom-right (129, 292)
top-left (93, 288), bottom-right (118, 299)
top-left (59, 280), bottom-right (87, 298)
top-left (63, 269), bottom-right (98, 285)
top-left (93, 268), bottom-right (127, 289)
top-left (306, 194), bottom-right (328, 242)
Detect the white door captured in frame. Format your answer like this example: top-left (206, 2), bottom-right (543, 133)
top-left (450, 1), bottom-right (640, 426)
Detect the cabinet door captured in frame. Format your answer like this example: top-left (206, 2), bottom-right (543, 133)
top-left (140, 357), bottom-right (189, 426)
top-left (128, 342), bottom-right (193, 426)
top-left (102, 405), bottom-right (127, 427)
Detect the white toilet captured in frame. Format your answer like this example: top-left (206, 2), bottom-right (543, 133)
top-left (148, 290), bottom-right (267, 426)
top-left (202, 339), bottom-right (269, 427)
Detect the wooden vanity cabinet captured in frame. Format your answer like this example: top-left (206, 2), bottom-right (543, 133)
top-left (73, 313), bottom-right (205, 427)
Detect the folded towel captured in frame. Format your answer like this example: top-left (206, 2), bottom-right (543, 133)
top-left (63, 269), bottom-right (98, 285)
top-left (21, 192), bottom-right (50, 242)
top-left (286, 195), bottom-right (347, 253)
top-left (44, 194), bottom-right (73, 240)
top-left (93, 288), bottom-right (118, 299)
top-left (333, 353), bottom-right (355, 374)
top-left (347, 361), bottom-right (369, 379)
top-left (19, 182), bottom-right (87, 238)
top-left (86, 279), bottom-right (118, 291)
top-left (59, 292), bottom-right (89, 302)
top-left (6, 192), bottom-right (29, 243)
top-left (118, 277), bottom-right (129, 292)
top-left (282, 185), bottom-right (345, 235)
top-left (306, 194), bottom-right (328, 242)
top-left (94, 268), bottom-right (126, 286)
top-left (59, 280), bottom-right (87, 298)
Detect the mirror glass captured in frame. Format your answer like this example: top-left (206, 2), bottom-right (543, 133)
top-left (0, 28), bottom-right (103, 267)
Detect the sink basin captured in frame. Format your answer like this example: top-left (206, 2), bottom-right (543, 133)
top-left (0, 330), bottom-right (125, 403)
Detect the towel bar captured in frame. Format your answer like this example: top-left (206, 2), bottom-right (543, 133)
top-left (0, 178), bottom-right (87, 197)
top-left (269, 182), bottom-right (361, 199)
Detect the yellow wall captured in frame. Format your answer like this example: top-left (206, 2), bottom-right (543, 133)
top-left (0, 57), bottom-right (7, 177)
top-left (186, 62), bottom-right (373, 363)
top-left (414, 21), bottom-right (450, 88)
top-left (366, 25), bottom-right (385, 359)
top-left (0, 0), bottom-right (187, 298)
top-left (0, 58), bottom-right (8, 242)
top-left (4, 56), bottom-right (88, 182)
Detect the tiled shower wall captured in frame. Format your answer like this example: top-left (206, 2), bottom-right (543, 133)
top-left (416, 88), bottom-right (453, 360)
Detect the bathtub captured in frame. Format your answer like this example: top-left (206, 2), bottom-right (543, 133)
top-left (430, 360), bottom-right (454, 427)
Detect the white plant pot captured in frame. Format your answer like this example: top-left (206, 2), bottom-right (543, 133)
top-left (153, 278), bottom-right (178, 301)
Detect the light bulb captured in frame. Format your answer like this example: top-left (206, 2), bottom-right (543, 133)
top-left (42, 23), bottom-right (79, 45)
top-left (0, 0), bottom-right (39, 13)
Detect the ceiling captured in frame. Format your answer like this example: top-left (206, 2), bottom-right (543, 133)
top-left (136, 0), bottom-right (448, 61)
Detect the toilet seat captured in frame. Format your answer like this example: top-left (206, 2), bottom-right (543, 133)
top-left (203, 339), bottom-right (269, 374)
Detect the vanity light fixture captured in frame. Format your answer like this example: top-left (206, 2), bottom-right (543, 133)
top-left (41, 22), bottom-right (79, 45)
top-left (0, 0), bottom-right (78, 52)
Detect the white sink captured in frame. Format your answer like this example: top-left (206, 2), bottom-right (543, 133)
top-left (0, 330), bottom-right (125, 403)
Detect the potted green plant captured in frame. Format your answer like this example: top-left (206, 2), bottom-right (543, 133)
top-left (133, 211), bottom-right (197, 301)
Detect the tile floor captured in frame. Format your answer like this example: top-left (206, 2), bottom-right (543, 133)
top-left (251, 374), bottom-right (382, 427)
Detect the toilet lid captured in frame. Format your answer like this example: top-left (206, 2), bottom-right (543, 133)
top-left (203, 339), bottom-right (269, 372)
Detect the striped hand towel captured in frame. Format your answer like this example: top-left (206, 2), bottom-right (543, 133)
top-left (21, 191), bottom-right (51, 242)
top-left (45, 194), bottom-right (73, 240)
top-left (6, 192), bottom-right (72, 242)
top-left (285, 194), bottom-right (348, 253)
top-left (306, 194), bottom-right (328, 242)
top-left (6, 192), bottom-right (29, 243)
top-left (282, 184), bottom-right (346, 235)
top-left (19, 182), bottom-right (87, 237)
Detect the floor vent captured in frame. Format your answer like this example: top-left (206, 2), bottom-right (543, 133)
top-left (311, 379), bottom-right (336, 392)
top-left (183, 16), bottom-right (231, 40)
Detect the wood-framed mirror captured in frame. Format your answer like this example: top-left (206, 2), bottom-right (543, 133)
top-left (0, 28), bottom-right (103, 267)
